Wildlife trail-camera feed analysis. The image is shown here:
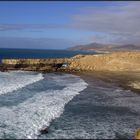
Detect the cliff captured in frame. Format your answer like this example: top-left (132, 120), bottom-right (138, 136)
top-left (1, 51), bottom-right (140, 72)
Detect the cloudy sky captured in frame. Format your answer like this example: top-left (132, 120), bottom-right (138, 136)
top-left (0, 1), bottom-right (140, 49)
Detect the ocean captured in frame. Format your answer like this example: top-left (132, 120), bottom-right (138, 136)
top-left (0, 71), bottom-right (87, 139)
top-left (0, 71), bottom-right (140, 139)
top-left (0, 48), bottom-right (96, 59)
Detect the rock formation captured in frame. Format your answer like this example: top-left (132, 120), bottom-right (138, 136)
top-left (1, 51), bottom-right (140, 72)
top-left (134, 128), bottom-right (140, 139)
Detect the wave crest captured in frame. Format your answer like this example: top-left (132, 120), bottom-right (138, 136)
top-left (0, 71), bottom-right (44, 95)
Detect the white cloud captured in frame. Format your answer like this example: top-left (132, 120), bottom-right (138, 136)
top-left (1, 2), bottom-right (140, 45)
top-left (71, 2), bottom-right (140, 34)
top-left (70, 2), bottom-right (140, 44)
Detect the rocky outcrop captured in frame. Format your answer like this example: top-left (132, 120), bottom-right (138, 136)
top-left (40, 128), bottom-right (48, 134)
top-left (1, 51), bottom-right (140, 72)
top-left (2, 58), bottom-right (70, 65)
top-left (134, 128), bottom-right (140, 139)
top-left (1, 58), bottom-right (71, 72)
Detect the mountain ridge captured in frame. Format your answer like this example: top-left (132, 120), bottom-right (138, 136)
top-left (67, 42), bottom-right (140, 53)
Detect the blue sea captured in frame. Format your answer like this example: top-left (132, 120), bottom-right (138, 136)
top-left (0, 48), bottom-right (96, 59)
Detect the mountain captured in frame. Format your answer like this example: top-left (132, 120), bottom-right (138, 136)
top-left (67, 42), bottom-right (140, 53)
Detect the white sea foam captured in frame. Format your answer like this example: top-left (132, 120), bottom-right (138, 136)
top-left (0, 71), bottom-right (44, 95)
top-left (0, 73), bottom-right (88, 139)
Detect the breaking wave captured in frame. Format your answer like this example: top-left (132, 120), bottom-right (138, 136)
top-left (0, 71), bottom-right (44, 95)
top-left (0, 72), bottom-right (88, 139)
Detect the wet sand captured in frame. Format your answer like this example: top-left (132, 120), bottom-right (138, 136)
top-left (40, 71), bottom-right (140, 139)
top-left (75, 71), bottom-right (140, 94)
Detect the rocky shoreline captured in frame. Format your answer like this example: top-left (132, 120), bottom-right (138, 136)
top-left (0, 58), bottom-right (72, 72)
top-left (1, 51), bottom-right (140, 72)
top-left (0, 51), bottom-right (140, 94)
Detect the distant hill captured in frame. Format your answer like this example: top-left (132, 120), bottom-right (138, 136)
top-left (67, 42), bottom-right (140, 53)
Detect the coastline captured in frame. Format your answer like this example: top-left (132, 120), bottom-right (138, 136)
top-left (1, 66), bottom-right (140, 94)
top-left (1, 51), bottom-right (140, 94)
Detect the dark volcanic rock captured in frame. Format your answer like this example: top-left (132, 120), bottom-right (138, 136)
top-left (40, 128), bottom-right (48, 134)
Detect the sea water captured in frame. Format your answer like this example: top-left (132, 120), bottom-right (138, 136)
top-left (0, 71), bottom-right (88, 139)
top-left (0, 48), bottom-right (96, 59)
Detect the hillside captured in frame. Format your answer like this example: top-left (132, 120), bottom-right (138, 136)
top-left (68, 43), bottom-right (140, 53)
top-left (69, 51), bottom-right (140, 72)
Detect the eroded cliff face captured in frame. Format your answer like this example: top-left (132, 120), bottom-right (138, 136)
top-left (1, 51), bottom-right (140, 72)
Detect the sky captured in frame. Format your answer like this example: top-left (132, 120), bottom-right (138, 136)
top-left (0, 1), bottom-right (140, 49)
